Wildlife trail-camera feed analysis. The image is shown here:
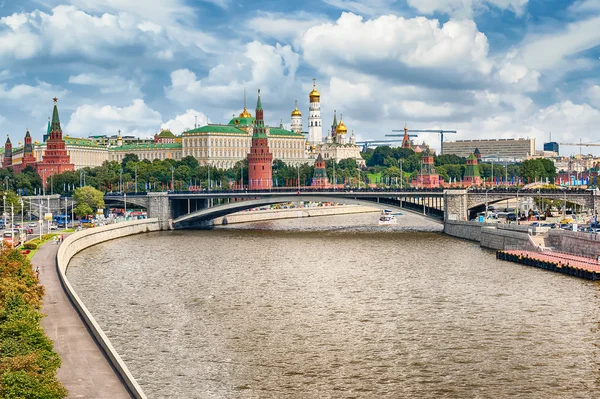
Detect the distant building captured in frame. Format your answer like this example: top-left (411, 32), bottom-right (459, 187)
top-left (544, 141), bottom-right (559, 154)
top-left (443, 138), bottom-right (535, 160)
top-left (318, 112), bottom-right (365, 167)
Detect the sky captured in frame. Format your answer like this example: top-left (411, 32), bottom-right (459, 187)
top-left (1, 0), bottom-right (600, 156)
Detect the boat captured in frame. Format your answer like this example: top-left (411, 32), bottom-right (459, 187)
top-left (378, 210), bottom-right (398, 225)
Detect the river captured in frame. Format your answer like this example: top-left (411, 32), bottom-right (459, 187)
top-left (67, 212), bottom-right (600, 398)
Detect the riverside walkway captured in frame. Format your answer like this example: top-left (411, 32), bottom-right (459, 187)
top-left (32, 241), bottom-right (131, 399)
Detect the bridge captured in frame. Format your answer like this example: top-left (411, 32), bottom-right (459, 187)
top-left (97, 188), bottom-right (599, 230)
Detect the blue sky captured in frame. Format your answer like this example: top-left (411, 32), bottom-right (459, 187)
top-left (1, 0), bottom-right (600, 155)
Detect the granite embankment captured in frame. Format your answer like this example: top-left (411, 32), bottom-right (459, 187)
top-left (54, 219), bottom-right (162, 399)
top-left (444, 220), bottom-right (539, 251)
top-left (213, 205), bottom-right (380, 225)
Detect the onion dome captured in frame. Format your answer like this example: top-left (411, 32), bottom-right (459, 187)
top-left (309, 79), bottom-right (320, 103)
top-left (291, 100), bottom-right (302, 117)
top-left (239, 107), bottom-right (252, 118)
top-left (336, 114), bottom-right (348, 135)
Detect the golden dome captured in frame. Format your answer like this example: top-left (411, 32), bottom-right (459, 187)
top-left (291, 100), bottom-right (302, 117)
top-left (239, 107), bottom-right (252, 118)
top-left (336, 114), bottom-right (348, 135)
top-left (309, 78), bottom-right (320, 102)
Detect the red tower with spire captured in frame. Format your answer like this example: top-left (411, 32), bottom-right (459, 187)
top-left (21, 130), bottom-right (36, 169)
top-left (2, 135), bottom-right (12, 168)
top-left (247, 89), bottom-right (273, 190)
top-left (36, 98), bottom-right (74, 186)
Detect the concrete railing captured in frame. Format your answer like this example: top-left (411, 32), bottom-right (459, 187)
top-left (56, 219), bottom-right (163, 399)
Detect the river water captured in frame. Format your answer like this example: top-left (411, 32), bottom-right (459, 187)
top-left (67, 212), bottom-right (600, 398)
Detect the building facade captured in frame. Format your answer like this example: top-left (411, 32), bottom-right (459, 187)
top-left (319, 112), bottom-right (365, 167)
top-left (443, 138), bottom-right (535, 160)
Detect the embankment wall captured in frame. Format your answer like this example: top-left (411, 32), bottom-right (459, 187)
top-left (57, 219), bottom-right (162, 399)
top-left (213, 205), bottom-right (380, 225)
top-left (548, 230), bottom-right (600, 258)
top-left (444, 220), bottom-right (536, 251)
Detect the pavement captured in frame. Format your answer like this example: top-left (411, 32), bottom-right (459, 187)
top-left (32, 240), bottom-right (132, 399)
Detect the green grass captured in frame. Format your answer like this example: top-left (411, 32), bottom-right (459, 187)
top-left (24, 235), bottom-right (58, 261)
top-left (367, 172), bottom-right (382, 184)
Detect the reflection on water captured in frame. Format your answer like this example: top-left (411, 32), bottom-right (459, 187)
top-left (68, 212), bottom-right (600, 398)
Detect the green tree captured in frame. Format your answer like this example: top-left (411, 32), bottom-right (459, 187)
top-left (121, 153), bottom-right (139, 169)
top-left (73, 186), bottom-right (105, 217)
top-left (435, 154), bottom-right (465, 166)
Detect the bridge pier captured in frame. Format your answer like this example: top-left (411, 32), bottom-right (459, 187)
top-left (147, 192), bottom-right (172, 230)
top-left (444, 190), bottom-right (468, 221)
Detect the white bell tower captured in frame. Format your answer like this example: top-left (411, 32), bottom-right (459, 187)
top-left (308, 78), bottom-right (322, 144)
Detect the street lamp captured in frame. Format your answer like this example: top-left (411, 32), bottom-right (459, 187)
top-left (134, 165), bottom-right (138, 193)
top-left (398, 159), bottom-right (403, 189)
top-left (2, 195), bottom-right (6, 229)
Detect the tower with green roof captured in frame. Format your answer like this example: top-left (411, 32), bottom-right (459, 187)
top-left (247, 89), bottom-right (273, 190)
top-left (463, 153), bottom-right (482, 186)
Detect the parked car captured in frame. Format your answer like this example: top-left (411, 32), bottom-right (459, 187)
top-left (49, 224), bottom-right (58, 230)
top-left (28, 222), bottom-right (37, 228)
top-left (507, 213), bottom-right (517, 222)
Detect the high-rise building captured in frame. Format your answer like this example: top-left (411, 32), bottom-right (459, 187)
top-left (247, 90), bottom-right (273, 190)
top-left (307, 79), bottom-right (322, 144)
top-left (544, 142), bottom-right (559, 154)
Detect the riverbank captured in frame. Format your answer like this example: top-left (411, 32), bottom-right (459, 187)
top-left (213, 204), bottom-right (380, 225)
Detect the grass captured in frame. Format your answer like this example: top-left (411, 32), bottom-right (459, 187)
top-left (367, 172), bottom-right (382, 184)
top-left (24, 234), bottom-right (58, 261)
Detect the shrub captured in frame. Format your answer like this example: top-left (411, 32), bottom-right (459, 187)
top-left (23, 242), bottom-right (37, 250)
top-left (0, 247), bottom-right (67, 398)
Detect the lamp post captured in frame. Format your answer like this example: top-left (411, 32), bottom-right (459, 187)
top-left (4, 176), bottom-right (8, 191)
top-left (491, 160), bottom-right (494, 187)
top-left (333, 160), bottom-right (336, 192)
top-left (42, 170), bottom-right (46, 196)
top-left (19, 199), bottom-right (23, 230)
top-left (134, 165), bottom-right (138, 193)
top-left (119, 169), bottom-right (123, 192)
top-left (399, 159), bottom-right (403, 189)
top-left (485, 188), bottom-right (489, 222)
top-left (2, 195), bottom-right (6, 229)
top-left (10, 204), bottom-right (14, 244)
top-left (50, 174), bottom-right (53, 195)
top-left (297, 164), bottom-right (301, 191)
top-left (124, 193), bottom-right (127, 220)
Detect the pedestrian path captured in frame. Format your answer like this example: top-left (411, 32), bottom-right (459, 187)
top-left (32, 241), bottom-right (131, 399)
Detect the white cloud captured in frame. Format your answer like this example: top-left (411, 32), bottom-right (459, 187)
top-left (166, 41), bottom-right (300, 105)
top-left (0, 81), bottom-right (68, 116)
top-left (569, 0), bottom-right (600, 13)
top-left (517, 16), bottom-right (600, 71)
top-left (68, 0), bottom-right (195, 24)
top-left (586, 85), bottom-right (600, 107)
top-left (406, 0), bottom-right (529, 18)
top-left (161, 109), bottom-right (211, 135)
top-left (0, 5), bottom-right (219, 63)
top-left (66, 99), bottom-right (162, 137)
top-left (322, 0), bottom-right (397, 17)
top-left (247, 12), bottom-right (328, 45)
top-left (302, 13), bottom-right (493, 87)
top-left (68, 72), bottom-right (142, 96)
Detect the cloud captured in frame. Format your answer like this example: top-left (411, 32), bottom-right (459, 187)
top-left (246, 11), bottom-right (328, 45)
top-left (68, 72), bottom-right (143, 96)
top-left (322, 0), bottom-right (398, 17)
top-left (585, 85), bottom-right (600, 107)
top-left (302, 13), bottom-right (493, 89)
top-left (406, 0), bottom-right (529, 18)
top-left (66, 99), bottom-right (162, 137)
top-left (67, 0), bottom-right (195, 24)
top-left (161, 109), bottom-right (211, 135)
top-left (166, 41), bottom-right (300, 105)
top-left (516, 16), bottom-right (600, 71)
top-left (0, 80), bottom-right (68, 116)
top-left (0, 5), bottom-right (219, 64)
top-left (569, 0), bottom-right (600, 13)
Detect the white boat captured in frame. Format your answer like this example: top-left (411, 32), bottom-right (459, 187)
top-left (378, 210), bottom-right (398, 225)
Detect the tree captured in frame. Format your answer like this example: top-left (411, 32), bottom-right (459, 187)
top-left (121, 153), bottom-right (139, 169)
top-left (73, 186), bottom-right (105, 216)
top-left (435, 154), bottom-right (465, 166)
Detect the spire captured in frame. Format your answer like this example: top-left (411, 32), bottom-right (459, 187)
top-left (256, 88), bottom-right (262, 110)
top-left (6, 135), bottom-right (11, 144)
top-left (333, 110), bottom-right (337, 127)
top-left (46, 117), bottom-right (51, 135)
top-left (280, 119), bottom-right (283, 128)
top-left (25, 129), bottom-right (31, 138)
top-left (51, 97), bottom-right (62, 135)
top-left (244, 87), bottom-right (246, 109)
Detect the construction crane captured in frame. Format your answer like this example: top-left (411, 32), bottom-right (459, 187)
top-left (356, 139), bottom-right (410, 152)
top-left (386, 126), bottom-right (457, 154)
top-left (559, 140), bottom-right (600, 156)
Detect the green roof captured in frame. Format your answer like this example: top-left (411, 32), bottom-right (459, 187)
top-left (158, 130), bottom-right (175, 138)
top-left (228, 117), bottom-right (255, 126)
top-left (268, 128), bottom-right (303, 137)
top-left (185, 125), bottom-right (247, 135)
top-left (64, 137), bottom-right (102, 147)
top-left (110, 142), bottom-right (182, 150)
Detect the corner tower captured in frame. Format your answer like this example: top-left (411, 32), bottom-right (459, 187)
top-left (247, 89), bottom-right (273, 190)
top-left (308, 78), bottom-right (322, 144)
top-left (2, 135), bottom-right (12, 168)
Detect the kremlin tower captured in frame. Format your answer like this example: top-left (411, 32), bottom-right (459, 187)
top-left (291, 100), bottom-right (302, 133)
top-left (308, 78), bottom-right (322, 144)
top-left (20, 129), bottom-right (36, 171)
top-left (2, 136), bottom-right (12, 168)
top-left (36, 98), bottom-right (74, 186)
top-left (463, 153), bottom-right (482, 187)
top-left (247, 89), bottom-right (273, 190)
top-left (416, 147), bottom-right (440, 188)
top-left (311, 153), bottom-right (329, 187)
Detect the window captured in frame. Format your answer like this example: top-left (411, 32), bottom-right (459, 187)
top-left (262, 165), bottom-right (264, 170)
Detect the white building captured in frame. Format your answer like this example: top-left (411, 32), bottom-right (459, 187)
top-left (307, 79), bottom-right (322, 144)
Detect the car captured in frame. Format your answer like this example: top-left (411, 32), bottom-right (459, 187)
top-left (506, 213), bottom-right (517, 222)
top-left (25, 227), bottom-right (33, 234)
top-left (28, 222), bottom-right (37, 228)
top-left (530, 222), bottom-right (541, 227)
top-left (560, 218), bottom-right (574, 224)
top-left (49, 224), bottom-right (58, 230)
